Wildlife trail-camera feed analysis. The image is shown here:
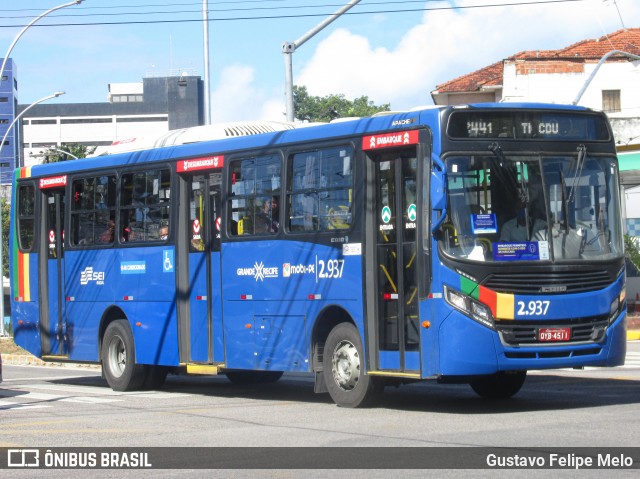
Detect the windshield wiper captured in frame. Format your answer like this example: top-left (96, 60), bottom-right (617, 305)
top-left (567, 144), bottom-right (587, 204)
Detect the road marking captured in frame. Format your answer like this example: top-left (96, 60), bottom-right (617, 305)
top-left (0, 400), bottom-right (51, 411)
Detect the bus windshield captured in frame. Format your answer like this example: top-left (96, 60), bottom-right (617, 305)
top-left (439, 151), bottom-right (623, 262)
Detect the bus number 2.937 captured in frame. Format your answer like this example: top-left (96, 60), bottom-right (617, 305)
top-left (318, 259), bottom-right (345, 279)
top-left (516, 300), bottom-right (551, 317)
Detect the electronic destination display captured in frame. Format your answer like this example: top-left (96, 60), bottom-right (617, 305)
top-left (446, 110), bottom-right (610, 141)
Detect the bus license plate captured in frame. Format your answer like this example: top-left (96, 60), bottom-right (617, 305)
top-left (538, 327), bottom-right (570, 342)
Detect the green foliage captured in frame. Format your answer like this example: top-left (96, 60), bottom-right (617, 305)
top-left (293, 85), bottom-right (390, 123)
top-left (42, 143), bottom-right (94, 163)
top-left (626, 234), bottom-right (640, 272)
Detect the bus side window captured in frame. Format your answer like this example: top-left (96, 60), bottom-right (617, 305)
top-left (120, 169), bottom-right (171, 242)
top-left (287, 146), bottom-right (354, 233)
top-left (228, 155), bottom-right (281, 236)
top-left (17, 182), bottom-right (36, 251)
top-left (70, 175), bottom-right (116, 247)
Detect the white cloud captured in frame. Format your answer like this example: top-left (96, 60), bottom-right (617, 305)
top-left (290, 0), bottom-right (640, 111)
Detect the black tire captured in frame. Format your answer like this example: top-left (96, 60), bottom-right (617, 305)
top-left (143, 366), bottom-right (169, 390)
top-left (225, 370), bottom-right (284, 385)
top-left (323, 322), bottom-right (383, 408)
top-left (469, 371), bottom-right (527, 399)
top-left (101, 320), bottom-right (146, 391)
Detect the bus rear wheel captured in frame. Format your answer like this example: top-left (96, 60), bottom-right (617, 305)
top-left (101, 320), bottom-right (146, 391)
top-left (323, 322), bottom-right (383, 408)
top-left (469, 371), bottom-right (527, 399)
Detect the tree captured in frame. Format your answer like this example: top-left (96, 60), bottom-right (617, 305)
top-left (626, 234), bottom-right (640, 273)
top-left (42, 143), bottom-right (94, 163)
top-left (293, 85), bottom-right (390, 123)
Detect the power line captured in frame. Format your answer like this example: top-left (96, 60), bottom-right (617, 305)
top-left (0, 0), bottom-right (588, 28)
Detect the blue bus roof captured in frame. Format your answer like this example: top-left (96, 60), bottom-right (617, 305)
top-left (24, 102), bottom-right (595, 178)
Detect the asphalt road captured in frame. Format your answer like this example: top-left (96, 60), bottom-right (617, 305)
top-left (1, 342), bottom-right (639, 477)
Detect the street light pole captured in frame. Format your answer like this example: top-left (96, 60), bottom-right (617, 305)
top-left (0, 1), bottom-right (81, 332)
top-left (202, 0), bottom-right (211, 125)
top-left (282, 0), bottom-right (361, 122)
top-left (0, 92), bottom-right (65, 330)
top-left (0, 1), bottom-right (83, 93)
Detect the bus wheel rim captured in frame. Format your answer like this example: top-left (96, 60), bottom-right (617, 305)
top-left (331, 339), bottom-right (360, 391)
top-left (107, 335), bottom-right (126, 378)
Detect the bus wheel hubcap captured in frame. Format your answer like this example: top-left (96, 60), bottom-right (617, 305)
top-left (332, 340), bottom-right (360, 391)
top-left (107, 335), bottom-right (126, 378)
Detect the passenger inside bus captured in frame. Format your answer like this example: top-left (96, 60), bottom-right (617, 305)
top-left (499, 199), bottom-right (546, 242)
top-left (256, 196), bottom-right (279, 233)
top-left (99, 217), bottom-right (116, 243)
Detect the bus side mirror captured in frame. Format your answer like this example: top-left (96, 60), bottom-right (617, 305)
top-left (431, 171), bottom-right (446, 232)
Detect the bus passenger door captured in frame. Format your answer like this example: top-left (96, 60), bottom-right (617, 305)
top-left (41, 188), bottom-right (67, 356)
top-left (187, 173), bottom-right (223, 363)
top-left (370, 152), bottom-right (420, 372)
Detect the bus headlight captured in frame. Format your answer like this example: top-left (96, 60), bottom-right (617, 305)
top-left (444, 286), bottom-right (495, 330)
top-left (609, 288), bottom-right (625, 324)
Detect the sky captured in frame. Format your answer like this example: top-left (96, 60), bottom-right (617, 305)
top-left (1, 0), bottom-right (638, 123)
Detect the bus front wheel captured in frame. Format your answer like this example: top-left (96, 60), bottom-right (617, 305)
top-left (469, 371), bottom-right (527, 399)
top-left (101, 320), bottom-right (146, 391)
top-left (323, 322), bottom-right (383, 408)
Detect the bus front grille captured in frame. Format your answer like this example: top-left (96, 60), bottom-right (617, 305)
top-left (496, 316), bottom-right (609, 346)
top-left (484, 270), bottom-right (612, 294)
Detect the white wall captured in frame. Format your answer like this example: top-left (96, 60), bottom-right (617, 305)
top-left (502, 60), bottom-right (640, 113)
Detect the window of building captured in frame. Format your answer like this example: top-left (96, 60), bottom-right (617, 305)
top-left (287, 145), bottom-right (354, 232)
top-left (70, 175), bottom-right (117, 246)
top-left (30, 119), bottom-right (57, 125)
top-left (602, 90), bottom-right (621, 113)
top-left (0, 97), bottom-right (8, 103)
top-left (61, 118), bottom-right (112, 124)
top-left (111, 94), bottom-right (143, 103)
top-left (228, 155), bottom-right (281, 236)
top-left (120, 169), bottom-right (171, 242)
top-left (116, 116), bottom-right (167, 123)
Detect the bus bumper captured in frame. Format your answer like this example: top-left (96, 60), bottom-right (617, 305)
top-left (435, 309), bottom-right (627, 377)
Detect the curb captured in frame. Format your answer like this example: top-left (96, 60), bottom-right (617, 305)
top-left (628, 330), bottom-right (640, 341)
top-left (0, 354), bottom-right (100, 369)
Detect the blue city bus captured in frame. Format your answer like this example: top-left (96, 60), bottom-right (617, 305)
top-left (10, 103), bottom-right (627, 407)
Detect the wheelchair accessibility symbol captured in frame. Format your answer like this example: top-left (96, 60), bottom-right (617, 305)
top-left (163, 250), bottom-right (174, 273)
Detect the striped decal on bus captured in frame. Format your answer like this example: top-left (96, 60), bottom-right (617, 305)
top-left (460, 275), bottom-right (515, 320)
top-left (12, 167), bottom-right (32, 302)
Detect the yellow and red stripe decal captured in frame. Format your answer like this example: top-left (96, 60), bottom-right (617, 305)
top-left (12, 167), bottom-right (32, 302)
top-left (460, 276), bottom-right (515, 320)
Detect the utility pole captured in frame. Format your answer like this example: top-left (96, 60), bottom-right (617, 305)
top-left (203, 0), bottom-right (211, 125)
top-left (282, 0), bottom-right (361, 122)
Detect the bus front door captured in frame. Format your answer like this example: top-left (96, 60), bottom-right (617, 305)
top-left (41, 188), bottom-right (67, 356)
top-left (371, 152), bottom-right (420, 373)
top-left (186, 173), bottom-right (223, 364)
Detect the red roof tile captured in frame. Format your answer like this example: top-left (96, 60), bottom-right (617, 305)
top-left (434, 28), bottom-right (640, 94)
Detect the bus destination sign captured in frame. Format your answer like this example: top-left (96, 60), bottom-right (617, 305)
top-left (39, 175), bottom-right (67, 189)
top-left (446, 110), bottom-right (609, 141)
top-left (362, 130), bottom-right (419, 150)
top-left (177, 155), bottom-right (224, 172)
